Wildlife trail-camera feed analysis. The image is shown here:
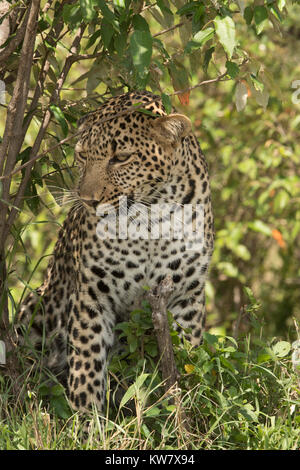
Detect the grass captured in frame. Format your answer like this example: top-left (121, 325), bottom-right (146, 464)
top-left (0, 297), bottom-right (299, 451)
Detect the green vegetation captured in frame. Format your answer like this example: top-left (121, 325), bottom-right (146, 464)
top-left (0, 0), bottom-right (299, 450)
top-left (1, 298), bottom-right (299, 449)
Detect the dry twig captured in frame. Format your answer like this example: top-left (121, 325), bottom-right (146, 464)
top-left (147, 276), bottom-right (180, 391)
top-left (147, 276), bottom-right (190, 432)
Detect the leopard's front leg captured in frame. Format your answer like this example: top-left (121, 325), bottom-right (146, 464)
top-left (66, 293), bottom-right (115, 412)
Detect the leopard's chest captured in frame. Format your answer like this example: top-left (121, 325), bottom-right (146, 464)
top-left (79, 233), bottom-right (208, 317)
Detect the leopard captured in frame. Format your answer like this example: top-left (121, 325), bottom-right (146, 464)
top-left (18, 90), bottom-right (214, 414)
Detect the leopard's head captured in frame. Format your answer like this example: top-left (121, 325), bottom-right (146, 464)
top-left (75, 91), bottom-right (191, 212)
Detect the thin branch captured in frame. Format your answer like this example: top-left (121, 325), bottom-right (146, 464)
top-left (72, 51), bottom-right (103, 61)
top-left (0, 0), bottom-right (40, 250)
top-left (0, 5), bottom-right (29, 64)
top-left (153, 21), bottom-right (187, 38)
top-left (0, 1), bottom-right (40, 171)
top-left (141, 2), bottom-right (157, 12)
top-left (147, 276), bottom-right (190, 432)
top-left (171, 71), bottom-right (230, 96)
top-left (171, 57), bottom-right (249, 97)
top-left (42, 1), bottom-right (53, 14)
top-left (147, 275), bottom-right (179, 391)
top-left (22, 11), bottom-right (66, 137)
top-left (0, 0), bottom-right (40, 340)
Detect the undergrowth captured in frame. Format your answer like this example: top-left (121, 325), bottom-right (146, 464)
top-left (0, 292), bottom-right (299, 450)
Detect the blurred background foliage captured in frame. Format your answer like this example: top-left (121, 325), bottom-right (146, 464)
top-left (1, 0), bottom-right (299, 339)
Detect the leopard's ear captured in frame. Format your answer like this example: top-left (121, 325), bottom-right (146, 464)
top-left (151, 114), bottom-right (192, 145)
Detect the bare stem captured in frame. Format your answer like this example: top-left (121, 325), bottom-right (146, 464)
top-left (147, 276), bottom-right (190, 432)
top-left (147, 276), bottom-right (179, 392)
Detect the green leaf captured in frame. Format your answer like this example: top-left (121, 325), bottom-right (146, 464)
top-left (243, 286), bottom-right (257, 305)
top-left (101, 20), bottom-right (114, 49)
top-left (203, 332), bottom-right (219, 346)
top-left (235, 82), bottom-right (248, 112)
top-left (50, 384), bottom-right (65, 397)
top-left (62, 4), bottom-right (82, 27)
top-left (220, 356), bottom-right (236, 373)
top-left (192, 4), bottom-right (205, 30)
top-left (239, 403), bottom-right (259, 422)
top-left (25, 181), bottom-right (39, 214)
top-left (17, 146), bottom-right (32, 163)
top-left (38, 18), bottom-right (50, 32)
top-left (257, 352), bottom-right (272, 364)
top-left (119, 373), bottom-right (149, 408)
top-left (145, 406), bottom-right (161, 417)
top-left (214, 16), bottom-right (236, 59)
top-left (86, 29), bottom-right (102, 49)
top-left (51, 396), bottom-right (72, 419)
top-left (218, 261), bottom-right (239, 278)
top-left (50, 105), bottom-right (68, 137)
top-left (243, 6), bottom-right (253, 25)
top-left (269, 5), bottom-right (282, 23)
top-left (248, 220), bottom-right (272, 236)
top-left (156, 0), bottom-right (173, 16)
top-left (203, 46), bottom-right (214, 73)
top-left (144, 341), bottom-right (158, 357)
top-left (114, 32), bottom-right (127, 55)
top-left (132, 14), bottom-right (150, 33)
top-left (278, 0), bottom-right (286, 11)
top-left (272, 341), bottom-right (291, 358)
top-left (161, 93), bottom-right (172, 114)
top-left (185, 27), bottom-right (214, 54)
top-left (97, 0), bottom-right (115, 23)
top-left (113, 0), bottom-right (125, 7)
top-left (166, 405), bottom-right (176, 412)
top-left (215, 389), bottom-right (228, 408)
top-left (237, 158), bottom-right (257, 179)
top-left (97, 0), bottom-right (119, 31)
top-left (273, 189), bottom-right (290, 213)
top-left (254, 6), bottom-right (268, 34)
top-left (168, 62), bottom-right (190, 93)
top-left (80, 0), bottom-right (96, 21)
top-left (130, 30), bottom-right (153, 79)
top-left (226, 61), bottom-right (239, 78)
top-left (250, 73), bottom-right (264, 92)
top-left (234, 244), bottom-right (251, 260)
top-left (128, 334), bottom-right (138, 353)
top-left (177, 2), bottom-right (199, 16)
top-left (119, 383), bottom-right (136, 408)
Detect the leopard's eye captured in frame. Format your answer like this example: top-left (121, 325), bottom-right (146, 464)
top-left (109, 153), bottom-right (133, 165)
top-left (77, 152), bottom-right (87, 161)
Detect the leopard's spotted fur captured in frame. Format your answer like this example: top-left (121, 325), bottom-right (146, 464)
top-left (19, 91), bottom-right (214, 412)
